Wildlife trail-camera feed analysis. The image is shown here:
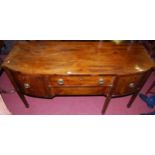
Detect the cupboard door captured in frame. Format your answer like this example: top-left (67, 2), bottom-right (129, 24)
top-left (113, 73), bottom-right (144, 96)
top-left (12, 72), bottom-right (51, 97)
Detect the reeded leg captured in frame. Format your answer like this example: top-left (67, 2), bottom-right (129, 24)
top-left (101, 95), bottom-right (112, 114)
top-left (17, 91), bottom-right (29, 108)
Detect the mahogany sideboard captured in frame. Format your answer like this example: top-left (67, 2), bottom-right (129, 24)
top-left (2, 41), bottom-right (155, 114)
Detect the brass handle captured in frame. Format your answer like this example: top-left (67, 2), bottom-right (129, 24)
top-left (48, 84), bottom-right (52, 88)
top-left (24, 83), bottom-right (30, 89)
top-left (129, 83), bottom-right (135, 88)
top-left (57, 79), bottom-right (64, 85)
top-left (99, 78), bottom-right (104, 85)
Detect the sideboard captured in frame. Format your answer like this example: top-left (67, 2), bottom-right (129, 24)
top-left (2, 41), bottom-right (155, 114)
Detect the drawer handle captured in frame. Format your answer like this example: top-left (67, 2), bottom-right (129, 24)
top-left (129, 83), bottom-right (135, 88)
top-left (24, 83), bottom-right (30, 89)
top-left (99, 78), bottom-right (104, 85)
top-left (57, 79), bottom-right (64, 85)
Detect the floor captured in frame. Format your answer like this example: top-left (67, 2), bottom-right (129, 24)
top-left (0, 69), bottom-right (155, 115)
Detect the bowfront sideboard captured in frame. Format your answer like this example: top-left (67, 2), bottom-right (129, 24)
top-left (2, 41), bottom-right (155, 114)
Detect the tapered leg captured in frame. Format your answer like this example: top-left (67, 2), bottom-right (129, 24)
top-left (127, 92), bottom-right (139, 108)
top-left (16, 91), bottom-right (29, 108)
top-left (101, 76), bottom-right (118, 115)
top-left (4, 69), bottom-right (30, 108)
top-left (101, 95), bottom-right (112, 114)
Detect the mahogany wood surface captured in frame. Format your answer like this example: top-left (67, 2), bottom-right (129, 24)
top-left (3, 41), bottom-right (155, 75)
top-left (2, 41), bottom-right (155, 114)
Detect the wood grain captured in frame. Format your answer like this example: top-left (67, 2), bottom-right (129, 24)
top-left (2, 41), bottom-right (155, 75)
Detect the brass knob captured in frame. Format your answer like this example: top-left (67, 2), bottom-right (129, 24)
top-left (24, 83), bottom-right (30, 89)
top-left (48, 84), bottom-right (52, 88)
top-left (99, 78), bottom-right (104, 85)
top-left (129, 83), bottom-right (135, 88)
top-left (57, 79), bottom-right (64, 85)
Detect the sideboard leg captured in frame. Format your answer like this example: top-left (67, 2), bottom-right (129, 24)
top-left (127, 92), bottom-right (138, 108)
top-left (101, 76), bottom-right (118, 115)
top-left (17, 91), bottom-right (29, 108)
top-left (4, 69), bottom-right (30, 108)
top-left (101, 95), bottom-right (112, 114)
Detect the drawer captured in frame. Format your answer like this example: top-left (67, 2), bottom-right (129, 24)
top-left (50, 75), bottom-right (114, 87)
top-left (53, 86), bottom-right (110, 96)
top-left (113, 73), bottom-right (144, 96)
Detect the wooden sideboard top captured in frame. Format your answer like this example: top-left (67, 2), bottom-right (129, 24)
top-left (2, 41), bottom-right (155, 75)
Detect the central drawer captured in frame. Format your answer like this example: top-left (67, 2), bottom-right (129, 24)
top-left (50, 75), bottom-right (114, 87)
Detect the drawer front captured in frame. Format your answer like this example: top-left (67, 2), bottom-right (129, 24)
top-left (113, 73), bottom-right (144, 96)
top-left (9, 71), bottom-right (145, 97)
top-left (53, 86), bottom-right (110, 96)
top-left (12, 73), bottom-right (50, 97)
top-left (11, 72), bottom-right (114, 97)
top-left (50, 75), bottom-right (114, 87)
